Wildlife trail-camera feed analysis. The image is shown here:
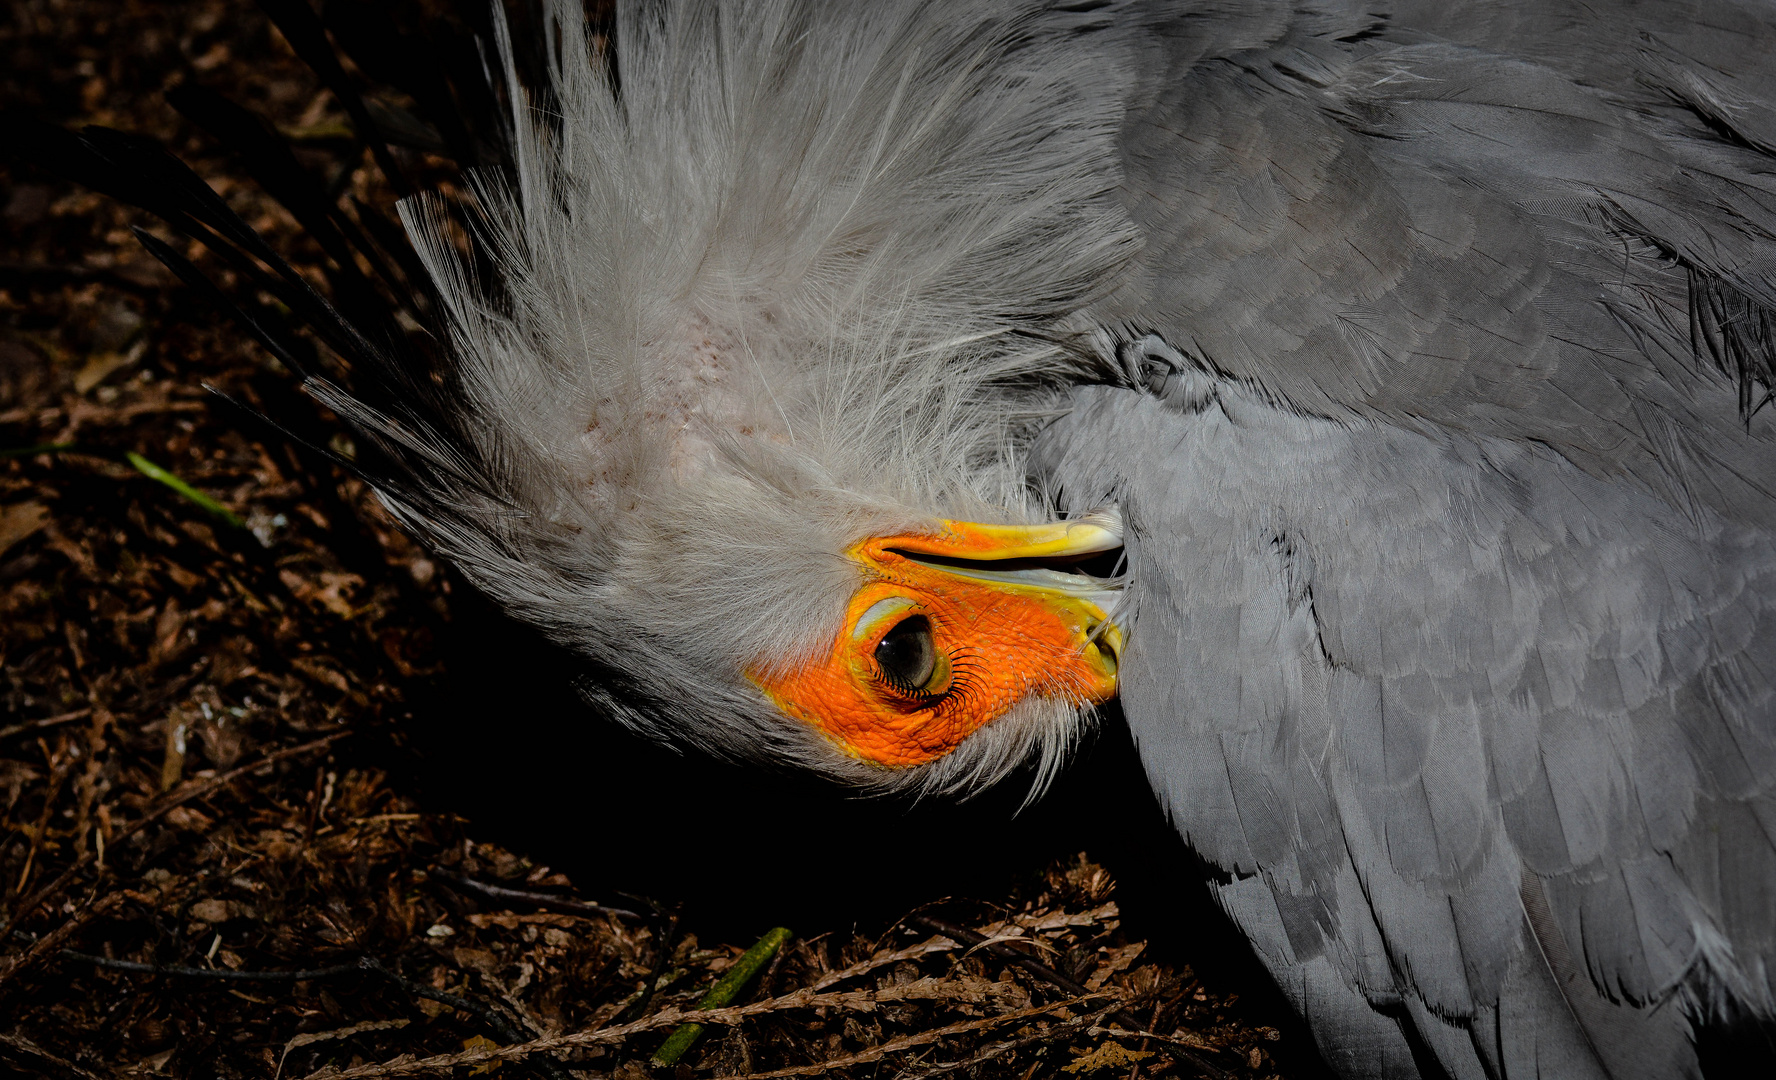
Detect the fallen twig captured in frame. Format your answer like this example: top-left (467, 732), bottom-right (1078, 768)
top-left (0, 1029), bottom-right (112, 1080)
top-left (357, 958), bottom-right (572, 1080)
top-left (36, 949), bottom-right (574, 1080)
top-left (979, 902), bottom-right (1121, 936)
top-left (293, 985), bottom-right (1120, 1080)
top-left (889, 997), bottom-right (1127, 1080)
top-left (907, 915), bottom-right (1229, 1080)
top-left (808, 933), bottom-right (962, 991)
top-left (615, 905), bottom-right (680, 1024)
top-left (1085, 1024), bottom-right (1226, 1056)
top-left (907, 914), bottom-right (1091, 996)
top-left (715, 996), bottom-right (1126, 1080)
top-left (429, 870), bottom-right (645, 922)
top-left (50, 949), bottom-right (361, 982)
top-left (3, 730), bottom-right (350, 932)
top-left (0, 708), bottom-right (93, 743)
top-left (652, 926), bottom-right (792, 1065)
top-left (0, 892), bottom-right (125, 996)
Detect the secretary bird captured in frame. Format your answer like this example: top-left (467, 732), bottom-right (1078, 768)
top-left (19, 1), bottom-right (1776, 1076)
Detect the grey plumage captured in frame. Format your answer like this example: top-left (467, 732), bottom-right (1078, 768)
top-left (1038, 2), bottom-right (1776, 1075)
top-left (127, 1), bottom-right (1776, 1077)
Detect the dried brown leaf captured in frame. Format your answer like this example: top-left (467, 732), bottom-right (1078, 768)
top-left (1061, 1041), bottom-right (1152, 1074)
top-left (0, 501), bottom-right (49, 558)
top-left (277, 1020), bottom-right (412, 1080)
top-left (1085, 942), bottom-right (1145, 991)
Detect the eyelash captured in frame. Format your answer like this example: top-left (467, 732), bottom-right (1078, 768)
top-left (870, 664), bottom-right (944, 706)
top-left (942, 647), bottom-right (985, 709)
top-left (869, 644), bottom-right (983, 711)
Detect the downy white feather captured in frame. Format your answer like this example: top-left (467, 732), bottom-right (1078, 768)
top-left (311, 0), bottom-right (1143, 793)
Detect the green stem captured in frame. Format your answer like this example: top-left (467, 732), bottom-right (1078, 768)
top-left (0, 443), bottom-right (76, 459)
top-left (125, 452), bottom-right (245, 528)
top-left (651, 926), bottom-right (792, 1067)
top-left (4, 443), bottom-right (243, 528)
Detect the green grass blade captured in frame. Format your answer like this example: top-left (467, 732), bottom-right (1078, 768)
top-left (125, 452), bottom-right (245, 528)
top-left (0, 443), bottom-right (77, 459)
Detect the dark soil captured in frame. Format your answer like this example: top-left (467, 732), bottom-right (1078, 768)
top-left (0, 3), bottom-right (1323, 1078)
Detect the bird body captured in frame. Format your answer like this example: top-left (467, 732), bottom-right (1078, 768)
top-left (1038, 375), bottom-right (1774, 1077)
top-left (1033, 6), bottom-right (1776, 1073)
top-left (31, 1), bottom-right (1776, 1076)
top-left (287, 1), bottom-right (1776, 1073)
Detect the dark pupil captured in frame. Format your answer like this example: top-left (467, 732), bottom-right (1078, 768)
top-left (875, 615), bottom-right (936, 691)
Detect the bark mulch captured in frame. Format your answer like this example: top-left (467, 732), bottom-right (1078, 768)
top-left (1, 3), bottom-right (1310, 1078)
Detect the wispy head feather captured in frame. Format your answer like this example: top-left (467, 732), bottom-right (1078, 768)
top-left (328, 0), bottom-right (1142, 790)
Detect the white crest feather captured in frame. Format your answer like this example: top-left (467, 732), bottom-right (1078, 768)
top-left (333, 0), bottom-right (1142, 792)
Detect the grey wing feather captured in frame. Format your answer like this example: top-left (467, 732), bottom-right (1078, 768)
top-left (1099, 1), bottom-right (1776, 526)
top-left (1037, 3), bottom-right (1776, 1076)
top-left (1038, 381), bottom-right (1774, 1078)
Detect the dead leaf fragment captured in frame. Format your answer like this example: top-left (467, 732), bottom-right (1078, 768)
top-left (466, 911), bottom-right (583, 930)
top-left (1169, 1028), bottom-right (1216, 1051)
top-left (452, 946), bottom-right (500, 974)
top-left (1085, 942), bottom-right (1145, 990)
top-left (72, 341), bottom-right (143, 393)
top-left (276, 1019), bottom-right (410, 1079)
top-left (462, 1034), bottom-right (502, 1075)
top-left (280, 568), bottom-right (365, 618)
top-left (0, 501), bottom-right (49, 557)
top-left (188, 898), bottom-right (232, 923)
top-left (160, 710), bottom-right (190, 791)
top-left (290, 656), bottom-right (352, 694)
top-left (1062, 1042), bottom-right (1153, 1074)
top-left (189, 898), bottom-right (256, 924)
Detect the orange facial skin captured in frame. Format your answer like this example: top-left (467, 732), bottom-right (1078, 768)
top-left (748, 520), bottom-right (1122, 767)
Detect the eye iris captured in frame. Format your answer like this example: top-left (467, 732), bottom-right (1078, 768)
top-left (875, 615), bottom-right (936, 692)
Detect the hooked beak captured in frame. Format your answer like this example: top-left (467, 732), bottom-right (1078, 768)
top-left (854, 510), bottom-right (1126, 682)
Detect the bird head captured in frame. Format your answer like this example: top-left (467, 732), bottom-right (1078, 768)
top-left (322, 0), bottom-right (1141, 796)
top-left (748, 516), bottom-right (1124, 770)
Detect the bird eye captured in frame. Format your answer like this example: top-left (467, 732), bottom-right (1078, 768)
top-left (874, 615), bottom-right (937, 692)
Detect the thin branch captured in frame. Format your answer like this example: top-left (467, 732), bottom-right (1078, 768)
top-left (0, 892), bottom-right (125, 996)
top-left (0, 1029), bottom-right (115, 1080)
top-left (45, 950), bottom-right (568, 1080)
top-left (293, 987), bottom-right (1121, 1080)
top-left (906, 914), bottom-right (1090, 995)
top-left (653, 926), bottom-right (792, 1065)
top-left (888, 998), bottom-right (1126, 1080)
top-left (357, 958), bottom-right (572, 1080)
top-left (429, 871), bottom-right (645, 922)
top-left (906, 915), bottom-right (1229, 1080)
top-left (0, 709), bottom-right (93, 743)
top-left (615, 908), bottom-right (680, 1024)
top-left (808, 933), bottom-right (961, 991)
top-left (37, 941), bottom-right (360, 982)
top-left (40, 950), bottom-right (579, 1080)
top-left (710, 997), bottom-right (1125, 1080)
top-left (3, 731), bottom-right (350, 932)
top-left (1085, 1025), bottom-right (1229, 1058)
